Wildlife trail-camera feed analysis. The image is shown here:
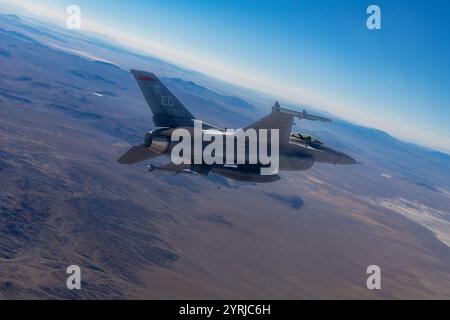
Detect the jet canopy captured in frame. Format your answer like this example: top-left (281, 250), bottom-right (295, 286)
top-left (291, 132), bottom-right (323, 145)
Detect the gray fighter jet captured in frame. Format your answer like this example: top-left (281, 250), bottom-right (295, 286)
top-left (118, 70), bottom-right (356, 183)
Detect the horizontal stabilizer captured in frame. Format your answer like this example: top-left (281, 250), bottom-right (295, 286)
top-left (117, 145), bottom-right (160, 164)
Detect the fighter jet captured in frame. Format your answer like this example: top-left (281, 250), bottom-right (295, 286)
top-left (118, 70), bottom-right (356, 183)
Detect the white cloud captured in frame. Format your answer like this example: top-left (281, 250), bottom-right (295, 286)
top-left (1, 0), bottom-right (449, 153)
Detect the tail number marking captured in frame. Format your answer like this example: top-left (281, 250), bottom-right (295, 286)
top-left (161, 95), bottom-right (175, 107)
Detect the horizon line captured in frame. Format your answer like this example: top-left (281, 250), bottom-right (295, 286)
top-left (0, 0), bottom-right (449, 155)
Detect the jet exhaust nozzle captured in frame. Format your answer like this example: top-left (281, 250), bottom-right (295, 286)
top-left (144, 130), bottom-right (170, 154)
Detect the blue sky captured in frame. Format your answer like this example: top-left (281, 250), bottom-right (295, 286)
top-left (1, 0), bottom-right (449, 152)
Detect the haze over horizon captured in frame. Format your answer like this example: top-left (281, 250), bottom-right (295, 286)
top-left (1, 1), bottom-right (450, 300)
top-left (0, 0), bottom-right (449, 154)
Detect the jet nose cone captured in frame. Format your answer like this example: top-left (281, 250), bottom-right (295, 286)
top-left (339, 154), bottom-right (357, 165)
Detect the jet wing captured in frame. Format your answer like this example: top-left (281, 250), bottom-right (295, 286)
top-left (150, 162), bottom-right (211, 175)
top-left (157, 162), bottom-right (191, 172)
top-left (245, 102), bottom-right (294, 145)
top-left (274, 103), bottom-right (332, 122)
top-left (245, 101), bottom-right (331, 145)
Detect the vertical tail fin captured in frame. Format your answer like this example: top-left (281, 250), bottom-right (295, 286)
top-left (131, 70), bottom-right (195, 127)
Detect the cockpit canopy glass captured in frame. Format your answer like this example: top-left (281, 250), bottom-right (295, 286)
top-left (291, 132), bottom-right (323, 144)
